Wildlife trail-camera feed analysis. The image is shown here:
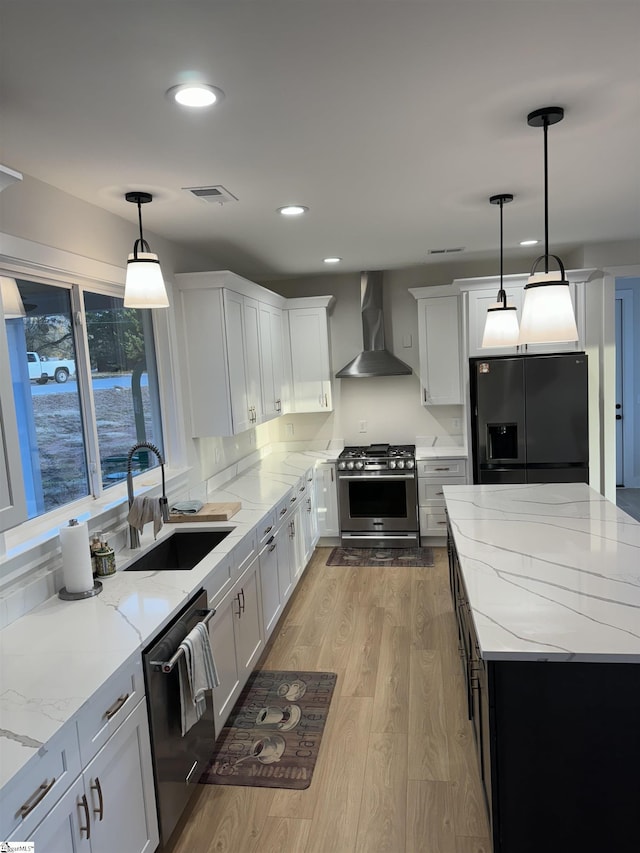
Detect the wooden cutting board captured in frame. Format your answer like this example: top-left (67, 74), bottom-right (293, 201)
top-left (168, 501), bottom-right (241, 522)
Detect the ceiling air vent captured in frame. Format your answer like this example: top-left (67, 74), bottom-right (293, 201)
top-left (183, 185), bottom-right (238, 205)
top-left (427, 246), bottom-right (466, 255)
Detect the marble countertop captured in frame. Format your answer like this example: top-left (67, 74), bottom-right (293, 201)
top-left (0, 450), bottom-right (331, 794)
top-left (415, 445), bottom-right (467, 459)
top-left (444, 483), bottom-right (640, 662)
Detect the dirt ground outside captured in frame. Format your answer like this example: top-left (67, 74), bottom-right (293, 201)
top-left (32, 381), bottom-right (157, 511)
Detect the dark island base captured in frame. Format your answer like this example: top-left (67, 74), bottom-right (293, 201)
top-left (488, 659), bottom-right (640, 853)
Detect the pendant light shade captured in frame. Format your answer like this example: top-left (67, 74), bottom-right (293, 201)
top-left (124, 192), bottom-right (169, 309)
top-left (0, 275), bottom-right (26, 318)
top-left (482, 193), bottom-right (519, 348)
top-left (518, 106), bottom-right (577, 345)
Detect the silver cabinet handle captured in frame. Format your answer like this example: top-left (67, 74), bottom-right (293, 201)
top-left (275, 399), bottom-right (282, 413)
top-left (324, 393), bottom-right (328, 407)
top-left (279, 507), bottom-right (287, 516)
top-left (91, 776), bottom-right (104, 821)
top-left (79, 793), bottom-right (91, 839)
top-left (240, 588), bottom-right (245, 613)
top-left (104, 693), bottom-right (129, 720)
top-left (290, 495), bottom-right (297, 503)
top-left (423, 387), bottom-right (427, 403)
top-left (434, 467), bottom-right (451, 472)
top-left (19, 778), bottom-right (56, 818)
top-left (263, 525), bottom-right (273, 536)
top-left (268, 543), bottom-right (276, 552)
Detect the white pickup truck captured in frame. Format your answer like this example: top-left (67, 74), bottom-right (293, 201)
top-left (27, 351), bottom-right (76, 384)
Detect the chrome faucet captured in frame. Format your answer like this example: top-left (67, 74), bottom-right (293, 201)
top-left (126, 442), bottom-right (169, 549)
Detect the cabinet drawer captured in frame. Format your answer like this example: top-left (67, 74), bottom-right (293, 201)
top-left (0, 720), bottom-right (81, 839)
top-left (205, 557), bottom-right (234, 608)
top-left (275, 490), bottom-right (296, 524)
top-left (76, 653), bottom-right (143, 765)
top-left (257, 510), bottom-right (276, 546)
top-left (418, 476), bottom-right (467, 506)
top-left (234, 529), bottom-right (257, 577)
top-left (419, 507), bottom-right (449, 536)
top-left (417, 458), bottom-right (467, 478)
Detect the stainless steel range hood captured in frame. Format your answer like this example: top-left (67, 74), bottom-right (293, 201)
top-left (336, 271), bottom-right (412, 378)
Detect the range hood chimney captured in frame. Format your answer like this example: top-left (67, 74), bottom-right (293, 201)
top-left (336, 271), bottom-right (412, 379)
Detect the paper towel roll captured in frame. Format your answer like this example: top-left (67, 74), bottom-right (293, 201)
top-left (60, 519), bottom-right (94, 594)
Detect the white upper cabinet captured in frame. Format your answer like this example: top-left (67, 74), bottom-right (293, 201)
top-left (409, 287), bottom-right (462, 406)
top-left (460, 271), bottom-right (589, 359)
top-left (286, 297), bottom-right (335, 413)
top-left (177, 273), bottom-right (334, 435)
top-left (0, 304), bottom-right (27, 531)
top-left (241, 296), bottom-right (263, 426)
top-left (258, 303), bottom-right (284, 419)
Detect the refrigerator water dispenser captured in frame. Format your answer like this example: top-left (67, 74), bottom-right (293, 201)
top-left (487, 423), bottom-right (518, 460)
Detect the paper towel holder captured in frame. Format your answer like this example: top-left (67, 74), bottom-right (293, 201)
top-left (58, 518), bottom-right (104, 600)
top-left (59, 580), bottom-right (103, 601)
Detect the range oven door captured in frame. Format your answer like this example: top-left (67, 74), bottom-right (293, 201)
top-left (338, 472), bottom-right (418, 540)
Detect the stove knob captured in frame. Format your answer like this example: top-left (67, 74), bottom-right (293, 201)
top-left (355, 460), bottom-right (364, 469)
top-left (338, 460), bottom-right (346, 470)
top-left (406, 459), bottom-right (415, 469)
top-left (397, 460), bottom-right (405, 469)
top-left (347, 461), bottom-right (355, 470)
top-left (389, 460), bottom-right (396, 469)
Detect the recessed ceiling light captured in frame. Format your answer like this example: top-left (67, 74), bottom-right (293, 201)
top-left (323, 257), bottom-right (341, 264)
top-left (519, 239), bottom-right (539, 246)
top-left (277, 205), bottom-right (308, 216)
top-left (167, 84), bottom-right (225, 108)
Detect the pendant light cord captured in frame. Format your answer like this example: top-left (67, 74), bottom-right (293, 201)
top-left (498, 197), bottom-right (505, 307)
top-left (137, 199), bottom-right (144, 245)
top-left (543, 114), bottom-right (549, 273)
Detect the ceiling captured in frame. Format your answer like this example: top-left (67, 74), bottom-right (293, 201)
top-left (1, 1), bottom-right (639, 281)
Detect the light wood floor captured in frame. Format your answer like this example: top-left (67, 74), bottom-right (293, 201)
top-left (165, 547), bottom-right (491, 853)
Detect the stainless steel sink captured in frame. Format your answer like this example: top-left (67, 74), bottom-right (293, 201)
top-left (124, 530), bottom-right (230, 571)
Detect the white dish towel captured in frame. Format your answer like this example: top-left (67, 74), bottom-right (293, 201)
top-left (178, 621), bottom-right (219, 736)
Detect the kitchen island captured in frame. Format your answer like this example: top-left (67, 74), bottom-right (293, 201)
top-left (444, 482), bottom-right (640, 853)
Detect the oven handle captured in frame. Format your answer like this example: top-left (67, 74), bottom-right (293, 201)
top-left (338, 473), bottom-right (416, 481)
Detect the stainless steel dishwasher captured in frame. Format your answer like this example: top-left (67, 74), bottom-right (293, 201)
top-left (142, 588), bottom-right (215, 849)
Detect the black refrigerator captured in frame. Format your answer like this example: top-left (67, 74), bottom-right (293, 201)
top-left (470, 353), bottom-right (589, 485)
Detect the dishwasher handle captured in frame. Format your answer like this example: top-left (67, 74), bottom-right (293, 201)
top-left (149, 608), bottom-right (216, 673)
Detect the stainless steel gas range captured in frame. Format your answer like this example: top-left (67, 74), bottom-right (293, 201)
top-left (336, 443), bottom-right (419, 548)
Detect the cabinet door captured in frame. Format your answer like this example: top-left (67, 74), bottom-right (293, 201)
top-left (259, 536), bottom-right (281, 640)
top-left (209, 593), bottom-right (242, 731)
top-left (315, 463), bottom-right (339, 537)
top-left (417, 295), bottom-right (462, 405)
top-left (20, 776), bottom-right (89, 850)
top-left (467, 283), bottom-right (583, 358)
top-left (243, 297), bottom-right (263, 425)
top-left (258, 303), bottom-right (284, 419)
top-left (85, 700), bottom-right (159, 853)
top-left (234, 558), bottom-right (264, 679)
top-left (0, 308), bottom-right (27, 531)
top-left (301, 471), bottom-right (318, 563)
top-left (223, 290), bottom-right (251, 434)
top-left (276, 521), bottom-right (294, 605)
top-left (287, 307), bottom-right (332, 412)
top-left (288, 507), bottom-right (306, 582)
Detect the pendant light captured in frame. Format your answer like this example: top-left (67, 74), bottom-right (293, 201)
top-left (518, 107), bottom-right (578, 344)
top-left (0, 275), bottom-right (26, 318)
top-left (124, 192), bottom-right (169, 309)
top-left (482, 193), bottom-right (519, 348)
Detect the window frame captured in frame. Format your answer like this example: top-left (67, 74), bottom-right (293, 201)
top-left (0, 237), bottom-right (189, 561)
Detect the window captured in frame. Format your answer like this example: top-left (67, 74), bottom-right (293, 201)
top-left (4, 277), bottom-right (164, 519)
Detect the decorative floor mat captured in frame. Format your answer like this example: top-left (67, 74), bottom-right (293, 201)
top-left (200, 670), bottom-right (337, 790)
top-left (326, 547), bottom-right (434, 567)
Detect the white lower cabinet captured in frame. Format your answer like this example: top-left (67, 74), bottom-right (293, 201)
top-left (209, 556), bottom-right (265, 737)
top-left (17, 700), bottom-right (158, 853)
top-left (259, 532), bottom-right (281, 641)
top-left (418, 457), bottom-right (468, 540)
top-left (315, 462), bottom-right (339, 538)
top-left (301, 469), bottom-right (319, 563)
